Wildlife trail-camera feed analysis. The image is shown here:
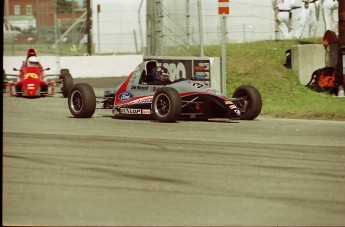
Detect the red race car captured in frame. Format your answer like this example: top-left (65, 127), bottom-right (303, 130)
top-left (4, 48), bottom-right (73, 98)
top-left (11, 61), bottom-right (54, 97)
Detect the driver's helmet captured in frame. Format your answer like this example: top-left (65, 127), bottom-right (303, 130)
top-left (27, 56), bottom-right (40, 67)
top-left (151, 66), bottom-right (170, 82)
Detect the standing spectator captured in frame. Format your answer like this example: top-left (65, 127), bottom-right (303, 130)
top-left (294, 0), bottom-right (320, 39)
top-left (274, 0), bottom-right (296, 39)
top-left (290, 0), bottom-right (303, 36)
top-left (322, 0), bottom-right (339, 33)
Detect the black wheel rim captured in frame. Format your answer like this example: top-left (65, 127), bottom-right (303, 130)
top-left (237, 92), bottom-right (250, 112)
top-left (70, 90), bottom-right (83, 112)
top-left (155, 93), bottom-right (170, 117)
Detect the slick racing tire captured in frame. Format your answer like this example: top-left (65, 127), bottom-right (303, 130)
top-left (152, 87), bottom-right (182, 123)
top-left (68, 83), bottom-right (96, 118)
top-left (60, 69), bottom-right (73, 98)
top-left (232, 85), bottom-right (262, 120)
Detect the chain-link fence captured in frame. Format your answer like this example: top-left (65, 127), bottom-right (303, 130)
top-left (149, 0), bottom-right (328, 56)
top-left (4, 0), bottom-right (329, 57)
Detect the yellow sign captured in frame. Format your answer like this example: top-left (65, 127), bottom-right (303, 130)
top-left (24, 73), bottom-right (38, 79)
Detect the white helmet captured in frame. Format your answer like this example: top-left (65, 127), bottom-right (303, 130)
top-left (28, 56), bottom-right (39, 67)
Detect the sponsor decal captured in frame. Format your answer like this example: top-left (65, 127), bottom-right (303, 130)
top-left (225, 101), bottom-right (233, 105)
top-left (120, 108), bottom-right (142, 114)
top-left (194, 63), bottom-right (210, 80)
top-left (134, 70), bottom-right (141, 78)
top-left (191, 82), bottom-right (204, 89)
top-left (195, 62), bottom-right (210, 71)
top-left (144, 59), bottom-right (211, 83)
top-left (118, 92), bottom-right (133, 101)
top-left (142, 109), bottom-right (151, 115)
top-left (229, 105), bottom-right (237, 110)
top-left (131, 85), bottom-right (149, 90)
top-left (128, 97), bottom-right (153, 105)
top-left (26, 84), bottom-right (35, 90)
top-left (161, 62), bottom-right (187, 79)
top-left (24, 73), bottom-right (38, 79)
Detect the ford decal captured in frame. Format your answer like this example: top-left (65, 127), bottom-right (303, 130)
top-left (119, 92), bottom-right (133, 101)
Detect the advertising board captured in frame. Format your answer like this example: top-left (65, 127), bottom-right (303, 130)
top-left (144, 56), bottom-right (221, 92)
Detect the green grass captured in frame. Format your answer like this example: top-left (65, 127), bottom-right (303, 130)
top-left (166, 39), bottom-right (345, 120)
top-left (223, 40), bottom-right (345, 120)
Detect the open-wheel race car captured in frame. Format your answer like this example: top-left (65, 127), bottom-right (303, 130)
top-left (3, 48), bottom-right (73, 98)
top-left (68, 60), bottom-right (262, 123)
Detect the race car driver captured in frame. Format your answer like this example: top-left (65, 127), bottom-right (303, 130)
top-left (151, 66), bottom-right (171, 84)
top-left (27, 56), bottom-right (41, 68)
top-left (141, 66), bottom-right (172, 85)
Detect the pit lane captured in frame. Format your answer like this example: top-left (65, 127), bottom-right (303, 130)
top-left (3, 85), bottom-right (345, 226)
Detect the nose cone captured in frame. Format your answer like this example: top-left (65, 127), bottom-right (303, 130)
top-left (24, 83), bottom-right (40, 97)
top-left (27, 89), bottom-right (36, 96)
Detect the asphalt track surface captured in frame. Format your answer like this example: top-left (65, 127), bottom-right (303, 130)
top-left (3, 79), bottom-right (345, 226)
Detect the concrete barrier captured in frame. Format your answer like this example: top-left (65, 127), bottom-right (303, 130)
top-left (3, 55), bottom-right (143, 78)
top-left (4, 55), bottom-right (223, 92)
top-left (291, 44), bottom-right (338, 85)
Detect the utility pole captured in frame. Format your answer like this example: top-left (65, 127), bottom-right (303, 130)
top-left (218, 0), bottom-right (229, 95)
top-left (138, 0), bottom-right (144, 54)
top-left (97, 4), bottom-right (101, 53)
top-left (221, 15), bottom-right (227, 95)
top-left (155, 0), bottom-right (163, 56)
top-left (86, 0), bottom-right (92, 55)
top-left (146, 0), bottom-right (154, 56)
top-left (54, 0), bottom-right (59, 56)
top-left (198, 0), bottom-right (204, 57)
top-left (186, 0), bottom-right (190, 49)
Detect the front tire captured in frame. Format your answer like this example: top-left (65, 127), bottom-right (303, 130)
top-left (152, 87), bottom-right (182, 123)
top-left (60, 69), bottom-right (73, 98)
top-left (68, 83), bottom-right (96, 118)
top-left (232, 85), bottom-right (262, 120)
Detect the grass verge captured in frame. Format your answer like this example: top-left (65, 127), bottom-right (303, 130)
top-left (187, 39), bottom-right (344, 120)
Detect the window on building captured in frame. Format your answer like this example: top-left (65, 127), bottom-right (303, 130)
top-left (26, 5), bottom-right (32, 15)
top-left (14, 5), bottom-right (21, 15)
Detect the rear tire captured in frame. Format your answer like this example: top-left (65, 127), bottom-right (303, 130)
top-left (232, 85), bottom-right (262, 120)
top-left (152, 87), bottom-right (182, 123)
top-left (68, 83), bottom-right (96, 118)
top-left (60, 69), bottom-right (73, 98)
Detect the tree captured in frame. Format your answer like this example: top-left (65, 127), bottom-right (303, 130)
top-left (56, 0), bottom-right (78, 13)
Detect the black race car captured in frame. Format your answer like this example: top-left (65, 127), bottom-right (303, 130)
top-left (68, 60), bottom-right (262, 123)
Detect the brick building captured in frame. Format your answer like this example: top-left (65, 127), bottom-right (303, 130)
top-left (4, 0), bottom-right (54, 29)
top-left (4, 0), bottom-right (84, 29)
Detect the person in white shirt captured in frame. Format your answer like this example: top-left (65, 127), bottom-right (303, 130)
top-left (274, 0), bottom-right (296, 39)
top-left (322, 0), bottom-right (338, 33)
top-left (294, 0), bottom-right (320, 39)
